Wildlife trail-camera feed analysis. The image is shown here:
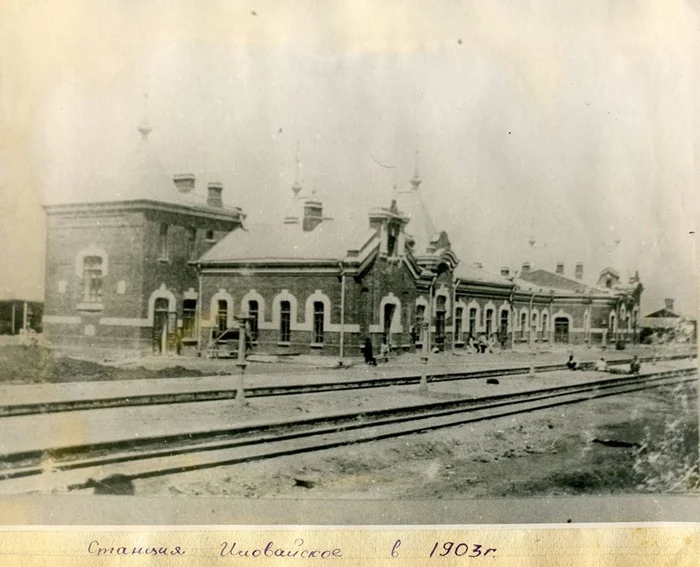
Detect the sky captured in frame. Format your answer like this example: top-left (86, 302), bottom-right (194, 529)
top-left (1, 0), bottom-right (697, 315)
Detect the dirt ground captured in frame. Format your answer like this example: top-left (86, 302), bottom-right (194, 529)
top-left (134, 380), bottom-right (699, 499)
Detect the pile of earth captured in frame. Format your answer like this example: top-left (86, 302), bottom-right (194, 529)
top-left (0, 345), bottom-right (203, 383)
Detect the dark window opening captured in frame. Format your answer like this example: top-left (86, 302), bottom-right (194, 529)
top-left (187, 227), bottom-right (197, 261)
top-left (182, 299), bottom-right (197, 339)
top-left (159, 224), bottom-right (169, 259)
top-left (455, 307), bottom-right (463, 342)
top-left (313, 301), bottom-right (324, 344)
top-left (469, 308), bottom-right (477, 337)
top-left (82, 255), bottom-right (104, 303)
top-left (500, 310), bottom-right (509, 338)
top-left (248, 300), bottom-right (259, 342)
top-left (216, 300), bottom-right (228, 334)
top-left (280, 300), bottom-right (291, 342)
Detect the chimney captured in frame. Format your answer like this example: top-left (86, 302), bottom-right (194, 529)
top-left (664, 298), bottom-right (675, 312)
top-left (500, 267), bottom-right (510, 277)
top-left (303, 200), bottom-right (323, 232)
top-left (173, 173), bottom-right (195, 193)
top-left (474, 262), bottom-right (483, 269)
top-left (555, 262), bottom-right (564, 275)
top-left (207, 182), bottom-right (223, 208)
top-left (521, 262), bottom-right (531, 275)
top-left (575, 262), bottom-right (584, 280)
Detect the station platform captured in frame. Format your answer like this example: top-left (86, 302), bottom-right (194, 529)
top-left (0, 348), bottom-right (673, 410)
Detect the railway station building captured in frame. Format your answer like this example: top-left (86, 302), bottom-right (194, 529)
top-left (42, 124), bottom-right (644, 357)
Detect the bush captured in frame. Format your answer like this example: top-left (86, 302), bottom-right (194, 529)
top-left (633, 382), bottom-right (700, 493)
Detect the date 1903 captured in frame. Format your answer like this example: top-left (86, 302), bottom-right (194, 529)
top-left (429, 542), bottom-right (496, 558)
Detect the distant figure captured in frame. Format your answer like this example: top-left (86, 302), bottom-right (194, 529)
top-left (379, 341), bottom-right (390, 362)
top-left (566, 354), bottom-right (579, 371)
top-left (630, 355), bottom-right (641, 374)
top-left (361, 337), bottom-right (376, 366)
top-left (594, 357), bottom-right (607, 372)
top-left (467, 334), bottom-right (476, 353)
top-left (410, 324), bottom-right (420, 344)
top-left (478, 334), bottom-right (488, 354)
top-left (488, 333), bottom-right (497, 353)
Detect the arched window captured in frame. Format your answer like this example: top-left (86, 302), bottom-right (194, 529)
top-left (216, 300), bottom-right (228, 333)
top-left (182, 299), bottom-right (197, 339)
top-left (280, 300), bottom-right (291, 343)
top-left (531, 312), bottom-right (538, 330)
top-left (485, 308), bottom-right (494, 337)
top-left (454, 307), bottom-right (464, 342)
top-left (520, 311), bottom-right (527, 338)
top-left (469, 308), bottom-right (477, 337)
top-left (500, 310), bottom-right (509, 337)
top-left (248, 300), bottom-right (259, 342)
top-left (82, 255), bottom-right (104, 304)
top-left (313, 301), bottom-right (324, 344)
top-left (542, 313), bottom-right (548, 333)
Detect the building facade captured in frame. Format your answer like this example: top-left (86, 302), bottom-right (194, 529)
top-left (43, 127), bottom-right (643, 357)
top-left (42, 125), bottom-right (244, 354)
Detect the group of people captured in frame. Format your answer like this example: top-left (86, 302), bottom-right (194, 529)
top-left (568, 354), bottom-right (642, 375)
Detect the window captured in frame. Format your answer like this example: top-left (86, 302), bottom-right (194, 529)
top-left (205, 230), bottom-right (215, 242)
top-left (248, 300), bottom-right (259, 342)
top-left (520, 312), bottom-right (527, 338)
top-left (413, 304), bottom-right (425, 343)
top-left (500, 310), bottom-right (509, 337)
top-left (313, 301), bottom-right (324, 344)
top-left (387, 224), bottom-right (399, 256)
top-left (469, 308), bottom-right (477, 337)
top-left (182, 299), bottom-right (197, 339)
top-left (159, 224), bottom-right (169, 260)
top-left (187, 227), bottom-right (197, 261)
top-left (454, 307), bottom-right (464, 342)
top-left (531, 312), bottom-right (538, 330)
top-left (216, 300), bottom-right (228, 333)
top-left (542, 313), bottom-right (548, 332)
top-left (485, 308), bottom-right (494, 337)
top-left (280, 301), bottom-right (291, 342)
top-left (82, 255), bottom-right (104, 303)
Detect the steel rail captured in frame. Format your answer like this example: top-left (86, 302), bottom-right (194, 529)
top-left (0, 366), bottom-right (695, 493)
top-left (0, 353), bottom-right (694, 418)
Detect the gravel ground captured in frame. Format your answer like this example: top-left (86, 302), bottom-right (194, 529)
top-left (2, 362), bottom-right (686, 456)
top-left (133, 379), bottom-right (699, 499)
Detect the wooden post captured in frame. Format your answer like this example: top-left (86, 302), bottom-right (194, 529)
top-left (235, 316), bottom-right (249, 406)
top-left (419, 321), bottom-right (429, 392)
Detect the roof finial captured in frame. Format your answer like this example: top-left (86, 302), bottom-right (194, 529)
top-left (137, 93), bottom-right (152, 140)
top-left (410, 146), bottom-right (422, 190)
top-left (291, 140), bottom-right (302, 197)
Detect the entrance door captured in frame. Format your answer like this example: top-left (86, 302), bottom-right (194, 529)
top-left (554, 317), bottom-right (569, 344)
top-left (383, 303), bottom-right (396, 346)
top-left (435, 296), bottom-right (446, 351)
top-left (153, 298), bottom-right (170, 354)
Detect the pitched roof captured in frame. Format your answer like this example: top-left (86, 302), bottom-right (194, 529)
top-left (454, 263), bottom-right (513, 286)
top-left (518, 269), bottom-right (600, 294)
top-left (199, 219), bottom-right (375, 263)
top-left (645, 308), bottom-right (680, 319)
top-left (45, 131), bottom-right (240, 216)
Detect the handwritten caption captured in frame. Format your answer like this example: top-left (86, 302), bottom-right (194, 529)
top-left (86, 538), bottom-right (497, 559)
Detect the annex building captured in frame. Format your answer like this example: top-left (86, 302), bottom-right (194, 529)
top-left (43, 124), bottom-right (644, 357)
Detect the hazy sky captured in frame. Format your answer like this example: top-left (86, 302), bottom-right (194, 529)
top-left (2, 0), bottom-right (697, 314)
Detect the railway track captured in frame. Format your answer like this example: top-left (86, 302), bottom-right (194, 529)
top-left (0, 365), bottom-right (695, 494)
top-left (1, 353), bottom-right (694, 418)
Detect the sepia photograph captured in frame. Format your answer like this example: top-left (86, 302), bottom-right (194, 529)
top-left (0, 0), bottom-right (697, 525)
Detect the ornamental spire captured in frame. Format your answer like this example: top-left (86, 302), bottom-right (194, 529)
top-left (137, 93), bottom-right (152, 140)
top-left (291, 140), bottom-right (303, 197)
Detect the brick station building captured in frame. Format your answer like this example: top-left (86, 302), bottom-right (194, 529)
top-left (195, 172), bottom-right (644, 357)
top-left (43, 124), bottom-right (643, 357)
